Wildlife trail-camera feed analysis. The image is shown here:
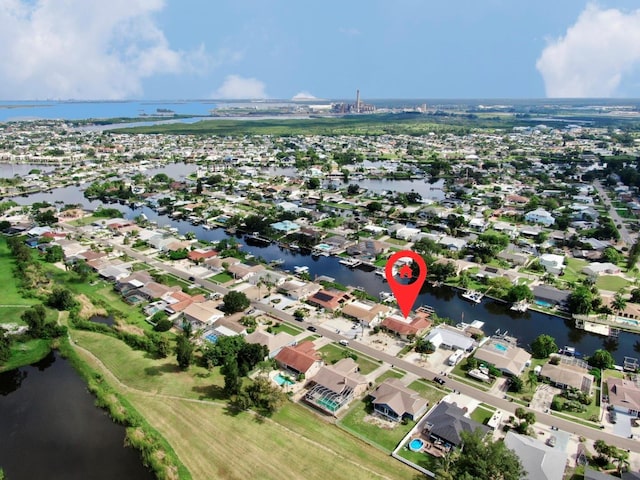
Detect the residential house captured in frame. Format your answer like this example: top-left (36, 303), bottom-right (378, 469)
top-left (424, 325), bottom-right (476, 352)
top-left (370, 378), bottom-right (428, 422)
top-left (162, 291), bottom-right (206, 315)
top-left (138, 282), bottom-right (181, 301)
top-left (539, 254), bottom-right (565, 275)
top-left (380, 313), bottom-right (432, 340)
top-left (306, 289), bottom-right (352, 312)
top-left (582, 262), bottom-right (621, 276)
top-left (346, 240), bottom-right (389, 260)
top-left (533, 285), bottom-right (571, 307)
top-left (227, 262), bottom-right (264, 281)
top-left (181, 300), bottom-right (224, 329)
top-left (204, 256), bottom-right (240, 273)
top-left (540, 357), bottom-right (594, 394)
top-left (248, 270), bottom-right (288, 288)
top-left (497, 250), bottom-right (529, 267)
top-left (504, 431), bottom-right (568, 480)
top-left (422, 401), bottom-right (490, 447)
top-left (304, 358), bottom-right (367, 415)
top-left (438, 235), bottom-right (467, 251)
top-left (341, 301), bottom-right (391, 327)
top-left (607, 378), bottom-right (640, 417)
top-left (187, 249), bottom-right (218, 263)
top-left (473, 338), bottom-right (531, 377)
top-left (277, 279), bottom-right (321, 300)
top-left (245, 330), bottom-right (296, 358)
top-left (525, 208), bottom-right (555, 226)
top-left (275, 341), bottom-right (323, 377)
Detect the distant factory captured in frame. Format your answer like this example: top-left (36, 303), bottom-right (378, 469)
top-left (331, 89), bottom-right (376, 114)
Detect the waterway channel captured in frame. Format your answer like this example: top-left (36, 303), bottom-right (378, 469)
top-left (0, 351), bottom-right (154, 480)
top-left (9, 183), bottom-right (640, 364)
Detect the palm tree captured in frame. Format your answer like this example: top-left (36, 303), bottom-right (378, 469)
top-left (526, 370), bottom-right (538, 392)
top-left (612, 291), bottom-right (627, 317)
top-left (615, 449), bottom-right (630, 474)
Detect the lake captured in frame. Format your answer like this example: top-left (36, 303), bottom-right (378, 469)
top-left (0, 351), bottom-right (154, 480)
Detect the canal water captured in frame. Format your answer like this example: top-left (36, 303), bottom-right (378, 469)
top-left (0, 351), bottom-right (154, 480)
top-left (10, 183), bottom-right (640, 364)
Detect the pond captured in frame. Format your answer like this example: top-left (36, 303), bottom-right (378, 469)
top-left (0, 351), bottom-right (154, 480)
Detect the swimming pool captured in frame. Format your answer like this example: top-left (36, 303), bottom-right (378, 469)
top-left (205, 334), bottom-right (218, 343)
top-left (317, 397), bottom-right (339, 412)
top-left (494, 343), bottom-right (508, 352)
top-left (534, 299), bottom-right (553, 308)
top-left (274, 373), bottom-right (294, 386)
top-left (409, 439), bottom-right (425, 451)
top-left (315, 243), bottom-right (332, 251)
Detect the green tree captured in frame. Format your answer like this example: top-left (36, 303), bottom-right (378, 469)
top-left (196, 179), bottom-right (203, 195)
top-left (222, 356), bottom-right (243, 396)
top-left (602, 247), bottom-right (623, 265)
top-left (366, 201), bottom-right (383, 213)
top-left (243, 375), bottom-right (287, 416)
top-left (507, 284), bottom-right (534, 303)
top-left (589, 349), bottom-right (615, 369)
top-left (0, 331), bottom-right (12, 364)
top-left (44, 245), bottom-right (64, 263)
top-left (175, 334), bottom-right (193, 370)
top-left (509, 376), bottom-right (524, 393)
top-left (47, 287), bottom-right (77, 310)
top-left (445, 430), bottom-right (524, 480)
top-left (531, 334), bottom-right (558, 359)
top-left (72, 259), bottom-right (92, 281)
top-left (567, 286), bottom-right (593, 315)
top-left (306, 177), bottom-right (321, 189)
top-left (34, 209), bottom-right (58, 225)
top-left (527, 370), bottom-right (538, 392)
top-left (612, 291), bottom-right (627, 315)
top-left (222, 291), bottom-right (250, 314)
top-left (21, 304), bottom-right (48, 336)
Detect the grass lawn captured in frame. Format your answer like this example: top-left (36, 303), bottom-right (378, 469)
top-left (68, 215), bottom-right (98, 226)
top-left (339, 399), bottom-right (414, 451)
top-left (373, 257), bottom-right (388, 268)
top-left (131, 262), bottom-right (153, 271)
top-left (271, 322), bottom-right (303, 336)
top-left (563, 257), bottom-right (588, 284)
top-left (299, 335), bottom-right (319, 343)
top-left (72, 329), bottom-right (225, 399)
top-left (470, 405), bottom-right (495, 425)
top-left (375, 368), bottom-right (405, 385)
top-left (407, 380), bottom-right (447, 405)
top-left (318, 344), bottom-right (381, 375)
top-left (552, 394), bottom-right (601, 423)
top-left (397, 448), bottom-right (440, 473)
top-left (210, 271), bottom-right (233, 283)
top-left (0, 338), bottom-right (51, 372)
top-left (596, 275), bottom-right (630, 291)
top-left (385, 237), bottom-right (409, 246)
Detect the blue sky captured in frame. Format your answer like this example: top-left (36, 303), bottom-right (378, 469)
top-left (1, 0), bottom-right (640, 99)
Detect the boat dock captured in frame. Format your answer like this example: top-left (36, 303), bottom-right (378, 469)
top-left (572, 313), bottom-right (637, 337)
top-left (461, 290), bottom-right (484, 304)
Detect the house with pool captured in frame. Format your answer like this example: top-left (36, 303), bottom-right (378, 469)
top-left (274, 341), bottom-right (323, 378)
top-left (370, 378), bottom-right (428, 422)
top-left (304, 358), bottom-right (367, 416)
top-left (420, 401), bottom-right (490, 450)
top-left (540, 355), bottom-right (594, 394)
top-left (245, 330), bottom-right (296, 358)
top-left (606, 378), bottom-right (640, 417)
top-left (473, 337), bottom-right (531, 377)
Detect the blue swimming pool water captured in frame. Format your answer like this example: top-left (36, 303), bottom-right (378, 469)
top-left (494, 343), bottom-right (508, 352)
top-left (534, 299), bottom-right (553, 308)
top-left (205, 334), bottom-right (218, 343)
top-left (274, 373), bottom-right (294, 386)
top-left (409, 439), bottom-right (424, 451)
top-left (315, 243), bottom-right (332, 251)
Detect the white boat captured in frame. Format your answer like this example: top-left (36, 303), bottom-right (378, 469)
top-left (374, 269), bottom-right (386, 278)
top-left (379, 292), bottom-right (395, 303)
top-left (510, 300), bottom-right (530, 312)
top-left (339, 258), bottom-right (361, 268)
top-left (294, 266), bottom-right (309, 275)
top-left (461, 290), bottom-right (484, 304)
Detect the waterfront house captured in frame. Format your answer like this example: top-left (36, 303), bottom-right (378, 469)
top-left (275, 341), bottom-right (323, 377)
top-left (248, 270), bottom-right (288, 288)
top-left (277, 279), bottom-right (320, 300)
top-left (370, 378), bottom-right (427, 422)
top-left (504, 431), bottom-right (568, 480)
top-left (304, 358), bottom-right (367, 415)
top-left (421, 401), bottom-right (490, 447)
top-left (540, 357), bottom-right (594, 394)
top-left (227, 262), bottom-right (263, 281)
top-left (424, 325), bottom-right (476, 352)
top-left (532, 285), bottom-right (571, 307)
top-left (306, 289), bottom-right (352, 312)
top-left (346, 240), bottom-right (389, 260)
top-left (607, 378), bottom-right (640, 417)
top-left (380, 314), bottom-right (432, 340)
top-left (341, 301), bottom-right (391, 327)
top-left (473, 338), bottom-right (531, 377)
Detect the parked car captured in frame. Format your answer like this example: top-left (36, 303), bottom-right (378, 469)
top-left (434, 377), bottom-right (446, 385)
top-left (609, 412), bottom-right (617, 424)
top-left (546, 436), bottom-right (556, 447)
top-left (307, 326), bottom-right (317, 332)
top-left (339, 339), bottom-right (349, 346)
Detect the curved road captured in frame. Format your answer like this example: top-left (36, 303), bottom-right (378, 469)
top-left (70, 225), bottom-right (640, 453)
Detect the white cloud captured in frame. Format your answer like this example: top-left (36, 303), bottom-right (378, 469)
top-left (0, 0), bottom-right (208, 99)
top-left (212, 75), bottom-right (267, 99)
top-left (536, 4), bottom-right (640, 97)
top-left (292, 91), bottom-right (317, 101)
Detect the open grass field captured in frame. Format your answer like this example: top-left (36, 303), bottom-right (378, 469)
top-left (339, 399), bottom-right (415, 451)
top-left (470, 405), bottom-right (495, 425)
top-left (596, 275), bottom-right (630, 291)
top-left (271, 322), bottom-right (303, 336)
top-left (72, 328), bottom-right (416, 480)
top-left (0, 237), bottom-right (38, 324)
top-left (407, 380), bottom-right (447, 405)
top-left (73, 330), bottom-right (224, 399)
top-left (127, 395), bottom-right (416, 480)
top-left (374, 368), bottom-right (405, 385)
top-left (210, 271), bottom-right (233, 283)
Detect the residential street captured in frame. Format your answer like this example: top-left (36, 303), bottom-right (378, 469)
top-left (594, 180), bottom-right (634, 246)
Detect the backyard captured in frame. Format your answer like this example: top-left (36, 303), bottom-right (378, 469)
top-left (319, 343), bottom-right (381, 375)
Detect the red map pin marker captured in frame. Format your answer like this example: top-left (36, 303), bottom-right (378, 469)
top-left (385, 250), bottom-right (427, 318)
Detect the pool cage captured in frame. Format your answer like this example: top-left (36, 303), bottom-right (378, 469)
top-left (305, 384), bottom-right (353, 415)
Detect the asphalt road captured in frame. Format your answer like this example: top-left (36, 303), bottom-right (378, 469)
top-left (71, 225), bottom-right (640, 452)
top-left (593, 180), bottom-right (634, 246)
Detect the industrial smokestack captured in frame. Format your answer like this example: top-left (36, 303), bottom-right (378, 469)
top-left (356, 89), bottom-right (360, 113)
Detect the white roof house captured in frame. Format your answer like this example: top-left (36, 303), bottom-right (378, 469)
top-left (539, 254), bottom-right (565, 275)
top-left (525, 208), bottom-right (555, 226)
top-left (582, 262), bottom-right (621, 276)
top-left (504, 431), bottom-right (568, 480)
top-left (424, 325), bottom-right (476, 352)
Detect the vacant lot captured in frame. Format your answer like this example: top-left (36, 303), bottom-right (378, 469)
top-left (0, 237), bottom-right (38, 324)
top-left (319, 344), bottom-right (381, 375)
